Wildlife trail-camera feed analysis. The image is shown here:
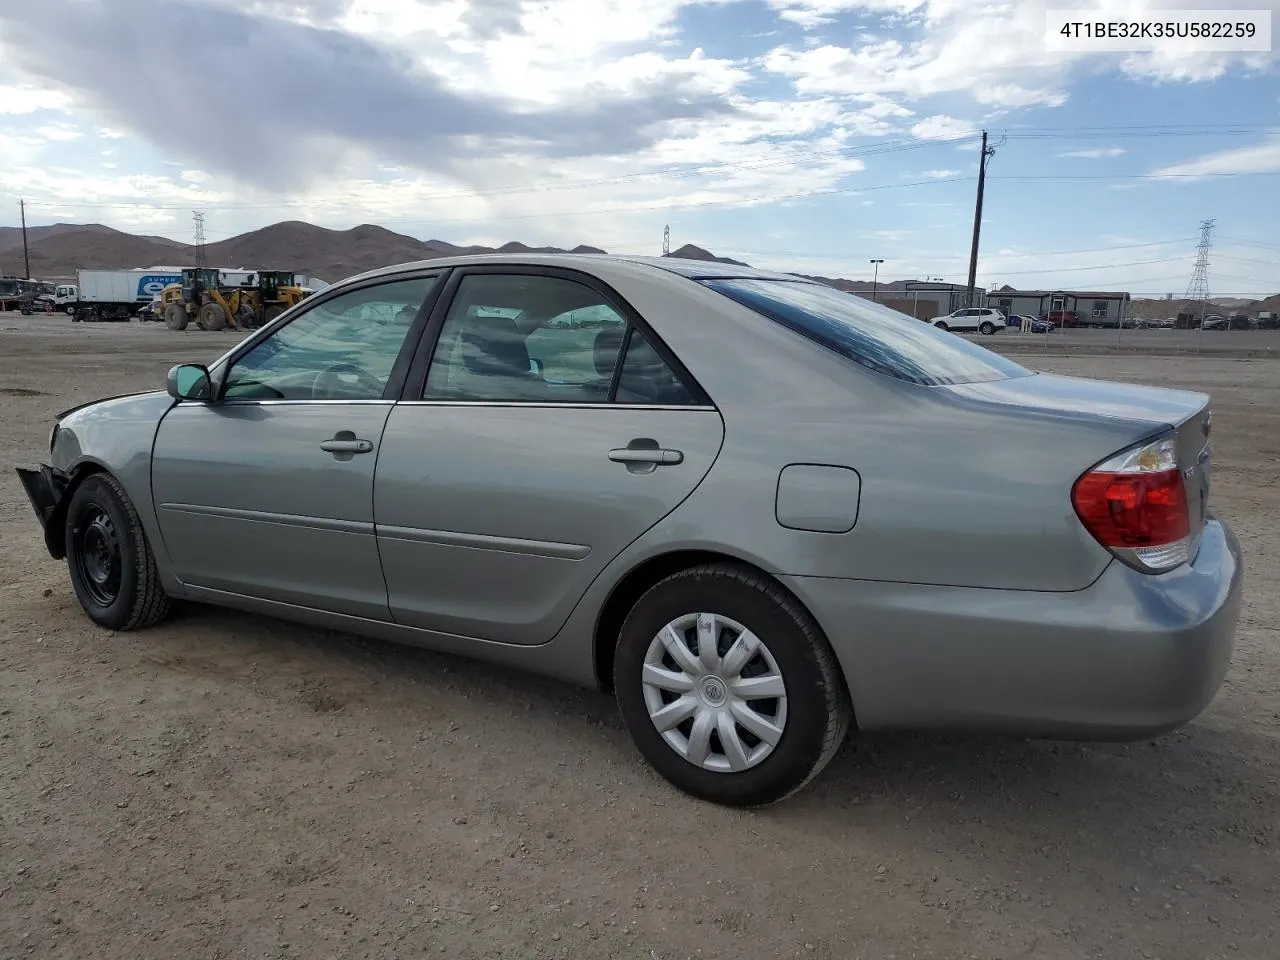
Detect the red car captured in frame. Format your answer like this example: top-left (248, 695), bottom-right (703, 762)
top-left (1039, 310), bottom-right (1080, 327)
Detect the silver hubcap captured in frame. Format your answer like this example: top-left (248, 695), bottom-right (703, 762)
top-left (641, 612), bottom-right (788, 773)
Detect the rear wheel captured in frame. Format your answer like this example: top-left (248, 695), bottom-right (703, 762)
top-left (979, 321), bottom-right (995, 335)
top-left (64, 473), bottom-right (171, 631)
top-left (263, 305), bottom-right (285, 325)
top-left (614, 563), bottom-right (851, 806)
top-left (198, 301), bottom-right (228, 331)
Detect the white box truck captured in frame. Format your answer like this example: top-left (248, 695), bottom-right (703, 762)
top-left (72, 268), bottom-right (183, 322)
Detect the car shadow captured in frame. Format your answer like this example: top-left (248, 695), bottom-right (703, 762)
top-left (158, 602), bottom-right (1278, 909)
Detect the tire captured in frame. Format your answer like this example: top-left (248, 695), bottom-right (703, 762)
top-left (198, 301), bottom-right (228, 331)
top-left (165, 303), bottom-right (189, 331)
top-left (263, 305), bottom-right (285, 326)
top-left (65, 305), bottom-right (75, 316)
top-left (613, 562), bottom-right (852, 807)
top-left (64, 473), bottom-right (172, 631)
top-left (979, 321), bottom-right (995, 335)
top-left (933, 321), bottom-right (948, 331)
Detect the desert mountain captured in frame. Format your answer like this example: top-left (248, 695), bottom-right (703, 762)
top-left (1, 220), bottom-right (1272, 313)
top-left (667, 243), bottom-right (750, 267)
top-left (0, 220), bottom-right (609, 284)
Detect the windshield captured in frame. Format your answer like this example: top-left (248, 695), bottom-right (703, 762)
top-left (701, 278), bottom-right (1032, 387)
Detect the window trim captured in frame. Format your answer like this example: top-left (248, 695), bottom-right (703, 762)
top-left (399, 263), bottom-right (714, 409)
top-left (209, 270), bottom-right (448, 405)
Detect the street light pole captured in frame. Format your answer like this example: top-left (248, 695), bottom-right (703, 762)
top-left (869, 258), bottom-right (884, 302)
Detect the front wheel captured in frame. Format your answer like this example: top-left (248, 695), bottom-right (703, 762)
top-left (613, 563), bottom-right (852, 806)
top-left (933, 320), bottom-right (949, 331)
top-left (64, 473), bottom-right (172, 631)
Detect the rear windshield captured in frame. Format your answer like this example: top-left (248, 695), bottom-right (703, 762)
top-left (700, 278), bottom-right (1032, 387)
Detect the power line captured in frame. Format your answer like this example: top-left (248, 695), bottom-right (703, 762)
top-left (20, 175), bottom-right (981, 224)
top-left (710, 237), bottom-right (1199, 261)
top-left (993, 256), bottom-right (1190, 277)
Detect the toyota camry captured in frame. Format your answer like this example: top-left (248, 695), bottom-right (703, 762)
top-left (16, 253), bottom-right (1242, 806)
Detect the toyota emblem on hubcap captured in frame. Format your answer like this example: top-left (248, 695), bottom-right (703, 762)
top-left (701, 677), bottom-right (727, 705)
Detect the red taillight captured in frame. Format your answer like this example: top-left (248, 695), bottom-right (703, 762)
top-left (1071, 436), bottom-right (1192, 572)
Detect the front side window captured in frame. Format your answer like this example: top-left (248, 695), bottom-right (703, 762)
top-left (702, 277), bottom-right (1032, 387)
top-left (221, 276), bottom-right (434, 401)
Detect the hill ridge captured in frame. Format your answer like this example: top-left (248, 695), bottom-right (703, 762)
top-left (1, 220), bottom-right (1272, 313)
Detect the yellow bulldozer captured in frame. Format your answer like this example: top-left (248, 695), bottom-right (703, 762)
top-left (159, 268), bottom-right (311, 331)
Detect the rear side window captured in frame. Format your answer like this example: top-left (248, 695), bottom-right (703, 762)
top-left (701, 278), bottom-right (1032, 387)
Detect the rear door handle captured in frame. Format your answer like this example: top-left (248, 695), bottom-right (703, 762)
top-left (321, 439), bottom-right (373, 453)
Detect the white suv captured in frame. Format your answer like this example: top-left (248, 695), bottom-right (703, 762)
top-left (929, 307), bottom-right (1007, 335)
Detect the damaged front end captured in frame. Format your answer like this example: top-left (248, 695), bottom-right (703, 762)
top-left (14, 463), bottom-right (72, 559)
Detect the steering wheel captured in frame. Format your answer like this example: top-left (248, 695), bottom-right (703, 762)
top-left (310, 362), bottom-right (385, 400)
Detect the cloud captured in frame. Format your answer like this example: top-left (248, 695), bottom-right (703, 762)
top-left (766, 1), bottom-right (924, 30)
top-left (759, 0), bottom-right (1278, 112)
top-left (1058, 147), bottom-right (1126, 159)
top-left (910, 115), bottom-right (976, 140)
top-left (34, 123), bottom-right (83, 141)
top-left (1150, 137), bottom-right (1280, 179)
top-left (0, 84), bottom-right (72, 114)
top-left (0, 0), bottom-right (745, 190)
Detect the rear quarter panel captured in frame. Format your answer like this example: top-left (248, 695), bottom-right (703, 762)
top-left (568, 262), bottom-right (1145, 593)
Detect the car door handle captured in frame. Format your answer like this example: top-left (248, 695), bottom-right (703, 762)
top-left (609, 447), bottom-right (683, 465)
top-left (320, 438), bottom-right (373, 454)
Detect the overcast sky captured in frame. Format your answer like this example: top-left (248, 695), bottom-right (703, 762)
top-left (1, 0), bottom-right (1277, 296)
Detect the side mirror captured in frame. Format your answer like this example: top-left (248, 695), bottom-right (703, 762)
top-left (528, 357), bottom-right (544, 376)
top-left (166, 363), bottom-right (212, 401)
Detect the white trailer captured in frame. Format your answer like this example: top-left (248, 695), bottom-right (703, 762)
top-left (72, 268), bottom-right (183, 322)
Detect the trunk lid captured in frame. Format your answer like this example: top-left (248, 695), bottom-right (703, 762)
top-left (945, 371), bottom-right (1213, 534)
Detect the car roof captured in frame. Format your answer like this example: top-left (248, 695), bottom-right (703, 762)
top-left (336, 252), bottom-right (806, 287)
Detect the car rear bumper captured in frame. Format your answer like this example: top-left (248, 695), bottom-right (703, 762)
top-left (14, 464), bottom-right (71, 559)
top-left (782, 515), bottom-right (1243, 739)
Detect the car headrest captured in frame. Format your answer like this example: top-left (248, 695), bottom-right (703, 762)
top-left (461, 315), bottom-right (531, 376)
top-left (593, 325), bottom-right (626, 377)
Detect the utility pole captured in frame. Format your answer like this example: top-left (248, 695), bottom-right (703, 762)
top-left (966, 130), bottom-right (998, 308)
top-left (20, 199), bottom-right (31, 279)
top-left (663, 224), bottom-right (670, 256)
top-left (869, 258), bottom-right (884, 301)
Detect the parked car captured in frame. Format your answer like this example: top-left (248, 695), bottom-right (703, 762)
top-left (18, 295), bottom-right (55, 315)
top-left (1040, 310), bottom-right (1080, 328)
top-left (1010, 314), bottom-right (1053, 333)
top-left (929, 306), bottom-right (1007, 334)
top-left (15, 254), bottom-right (1242, 807)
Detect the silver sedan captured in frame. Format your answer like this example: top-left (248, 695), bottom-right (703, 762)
top-left (16, 254), bottom-right (1243, 806)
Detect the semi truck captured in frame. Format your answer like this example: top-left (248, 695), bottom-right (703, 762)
top-left (70, 268), bottom-right (183, 322)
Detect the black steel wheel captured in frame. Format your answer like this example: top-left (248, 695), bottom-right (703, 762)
top-left (73, 504), bottom-right (122, 607)
top-left (64, 473), bottom-right (172, 631)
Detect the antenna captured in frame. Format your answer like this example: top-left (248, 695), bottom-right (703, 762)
top-left (1184, 218), bottom-right (1214, 328)
top-left (192, 210), bottom-right (207, 267)
top-left (663, 224), bottom-right (670, 256)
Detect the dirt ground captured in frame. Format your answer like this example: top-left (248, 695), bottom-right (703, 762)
top-left (2, 316), bottom-right (1278, 960)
